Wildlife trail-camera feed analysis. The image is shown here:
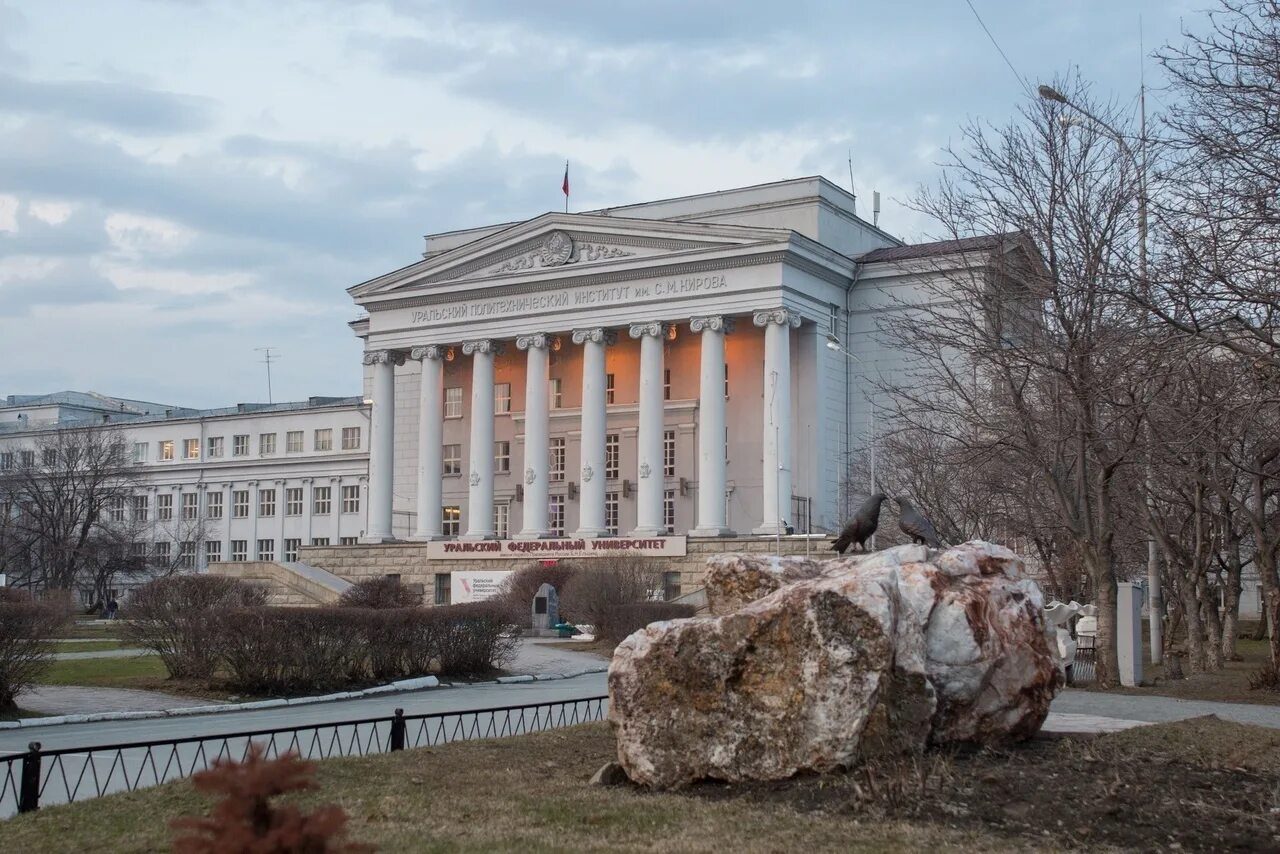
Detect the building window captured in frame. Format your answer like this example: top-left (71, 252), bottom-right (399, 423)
top-left (183, 438), bottom-right (200, 460)
top-left (340, 536), bottom-right (359, 546)
top-left (311, 537), bottom-right (329, 546)
top-left (493, 502), bottom-right (510, 539)
top-left (342, 427), bottom-right (361, 450)
top-left (208, 436), bottom-right (224, 458)
top-left (495, 441), bottom-right (510, 474)
top-left (283, 538), bottom-right (301, 562)
top-left (230, 540), bottom-right (248, 562)
top-left (132, 494), bottom-right (149, 522)
top-left (157, 493), bottom-right (173, 521)
top-left (663, 430), bottom-right (676, 477)
top-left (549, 437), bottom-right (566, 482)
top-left (444, 387), bottom-right (463, 419)
top-left (130, 541), bottom-right (148, 562)
top-left (606, 373), bottom-right (615, 405)
top-left (181, 492), bottom-right (199, 521)
top-left (548, 495), bottom-right (565, 536)
top-left (258, 488), bottom-right (276, 517)
top-left (285, 487), bottom-right (303, 516)
top-left (605, 492), bottom-right (619, 535)
top-left (205, 541), bottom-right (222, 563)
top-left (663, 490), bottom-right (676, 534)
top-left (442, 506), bottom-right (461, 537)
top-left (108, 496), bottom-right (126, 523)
top-left (179, 541), bottom-right (196, 569)
top-left (132, 442), bottom-right (148, 463)
top-left (663, 570), bottom-right (682, 601)
top-left (42, 448), bottom-right (57, 467)
top-left (286, 431), bottom-right (304, 453)
top-left (233, 434), bottom-right (249, 456)
top-left (664, 368), bottom-right (671, 401)
top-left (154, 541), bottom-right (171, 563)
top-left (443, 444), bottom-right (462, 476)
top-left (494, 383), bottom-right (511, 414)
top-left (0, 452), bottom-right (12, 470)
top-left (256, 539), bottom-right (275, 561)
top-left (314, 428), bottom-right (333, 451)
top-left (341, 485), bottom-right (360, 514)
top-left (605, 433), bottom-right (619, 480)
top-left (207, 491), bottom-right (223, 519)
top-left (159, 440), bottom-right (175, 461)
top-left (232, 490), bottom-right (250, 518)
top-left (434, 573), bottom-right (451, 605)
top-left (259, 433), bottom-right (276, 456)
top-left (549, 378), bottom-right (563, 409)
top-left (313, 486), bottom-right (331, 515)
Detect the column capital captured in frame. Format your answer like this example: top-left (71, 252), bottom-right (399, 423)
top-left (515, 333), bottom-right (560, 351)
top-left (362, 349), bottom-right (406, 367)
top-left (628, 321), bottom-right (674, 340)
top-left (751, 308), bottom-right (801, 329)
top-left (571, 327), bottom-right (617, 346)
top-left (410, 344), bottom-right (452, 362)
top-left (461, 339), bottom-right (504, 356)
top-left (690, 315), bottom-right (736, 334)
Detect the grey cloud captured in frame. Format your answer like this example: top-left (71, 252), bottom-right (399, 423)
top-left (0, 258), bottom-right (122, 314)
top-left (0, 72), bottom-right (215, 134)
top-left (0, 203), bottom-right (113, 257)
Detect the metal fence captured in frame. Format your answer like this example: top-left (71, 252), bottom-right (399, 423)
top-left (0, 695), bottom-right (609, 819)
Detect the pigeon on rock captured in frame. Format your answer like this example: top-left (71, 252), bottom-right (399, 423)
top-left (895, 496), bottom-right (942, 548)
top-left (830, 493), bottom-right (888, 554)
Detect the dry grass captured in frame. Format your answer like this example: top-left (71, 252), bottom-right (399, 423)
top-left (2, 718), bottom-right (1278, 852)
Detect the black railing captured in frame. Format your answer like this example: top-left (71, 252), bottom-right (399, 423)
top-left (0, 695), bottom-right (609, 818)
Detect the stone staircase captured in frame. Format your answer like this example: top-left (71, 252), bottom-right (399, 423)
top-left (207, 561), bottom-right (352, 606)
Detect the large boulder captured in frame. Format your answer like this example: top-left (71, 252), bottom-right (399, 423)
top-left (608, 541), bottom-right (1060, 789)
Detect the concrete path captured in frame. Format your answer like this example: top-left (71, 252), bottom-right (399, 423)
top-left (51, 648), bottom-right (153, 661)
top-left (1051, 688), bottom-right (1280, 730)
top-left (19, 685), bottom-right (220, 716)
top-left (507, 639), bottom-right (607, 677)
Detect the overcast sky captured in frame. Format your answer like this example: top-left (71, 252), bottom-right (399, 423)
top-left (0, 0), bottom-right (1196, 407)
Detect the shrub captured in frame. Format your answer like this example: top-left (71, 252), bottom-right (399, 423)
top-left (1248, 661), bottom-right (1280, 693)
top-left (496, 562), bottom-right (581, 626)
top-left (607, 602), bottom-right (697, 644)
top-left (434, 602), bottom-right (520, 675)
top-left (171, 743), bottom-right (369, 853)
top-left (560, 554), bottom-right (664, 643)
top-left (0, 600), bottom-right (68, 709)
top-left (337, 576), bottom-right (421, 609)
top-left (125, 576), bottom-right (267, 680)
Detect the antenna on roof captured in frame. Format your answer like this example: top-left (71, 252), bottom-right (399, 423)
top-left (872, 191), bottom-right (881, 228)
top-left (254, 347), bottom-right (279, 404)
top-left (847, 150), bottom-right (857, 214)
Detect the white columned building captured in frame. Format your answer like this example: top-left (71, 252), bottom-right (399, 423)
top-left (346, 177), bottom-right (1017, 543)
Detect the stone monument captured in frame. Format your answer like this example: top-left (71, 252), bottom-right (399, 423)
top-left (532, 583), bottom-right (559, 635)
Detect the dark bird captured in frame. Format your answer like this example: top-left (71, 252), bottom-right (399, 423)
top-left (896, 496), bottom-right (942, 548)
top-left (831, 492), bottom-right (888, 554)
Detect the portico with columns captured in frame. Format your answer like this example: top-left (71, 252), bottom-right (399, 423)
top-left (346, 178), bottom-right (911, 545)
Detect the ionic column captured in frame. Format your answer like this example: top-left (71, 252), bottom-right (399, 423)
top-left (752, 308), bottom-right (801, 536)
top-left (572, 327), bottom-right (615, 537)
top-left (689, 315), bottom-right (735, 536)
top-left (516, 333), bottom-right (554, 539)
top-left (362, 349), bottom-right (404, 542)
top-left (462, 339), bottom-right (500, 539)
top-left (629, 322), bottom-right (670, 535)
top-left (411, 345), bottom-right (449, 539)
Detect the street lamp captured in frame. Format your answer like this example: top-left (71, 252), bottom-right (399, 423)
top-left (1038, 82), bottom-right (1162, 665)
top-left (826, 334), bottom-right (878, 545)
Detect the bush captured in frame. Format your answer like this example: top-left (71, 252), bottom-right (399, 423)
top-left (337, 576), bottom-right (421, 609)
top-left (496, 562), bottom-right (581, 626)
top-left (1248, 661), bottom-right (1280, 693)
top-left (560, 554), bottom-right (664, 643)
top-left (125, 576), bottom-right (267, 680)
top-left (0, 600), bottom-right (68, 709)
top-left (607, 602), bottom-right (697, 644)
top-left (434, 602), bottom-right (520, 675)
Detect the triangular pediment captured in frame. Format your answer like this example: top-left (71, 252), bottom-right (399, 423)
top-left (350, 213), bottom-right (790, 299)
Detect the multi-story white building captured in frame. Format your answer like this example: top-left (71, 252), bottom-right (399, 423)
top-left (0, 392), bottom-right (370, 596)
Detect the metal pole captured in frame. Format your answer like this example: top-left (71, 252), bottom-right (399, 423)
top-left (390, 708), bottom-right (406, 752)
top-left (18, 741), bottom-right (42, 813)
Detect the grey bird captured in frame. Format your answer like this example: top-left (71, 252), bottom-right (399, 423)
top-left (831, 492), bottom-right (888, 554)
top-left (895, 496), bottom-right (942, 548)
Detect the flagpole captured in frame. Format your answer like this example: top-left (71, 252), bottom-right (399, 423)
top-left (564, 160), bottom-right (569, 213)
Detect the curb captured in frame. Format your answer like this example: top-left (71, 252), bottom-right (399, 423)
top-left (4, 668), bottom-right (607, 730)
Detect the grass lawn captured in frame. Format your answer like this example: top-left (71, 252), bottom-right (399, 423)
top-left (0, 717), bottom-right (1276, 852)
top-left (1080, 619), bottom-right (1279, 705)
top-left (58, 621), bottom-right (129, 640)
top-left (37, 654), bottom-right (168, 688)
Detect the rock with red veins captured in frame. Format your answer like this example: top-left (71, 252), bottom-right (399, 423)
top-left (702, 553), bottom-right (822, 616)
top-left (609, 541), bottom-right (1060, 788)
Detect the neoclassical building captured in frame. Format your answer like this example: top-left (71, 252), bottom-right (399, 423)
top-left (347, 177), bottom-right (960, 544)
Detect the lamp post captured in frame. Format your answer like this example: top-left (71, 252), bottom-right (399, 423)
top-left (1038, 83), bottom-right (1162, 665)
top-left (826, 334), bottom-right (877, 547)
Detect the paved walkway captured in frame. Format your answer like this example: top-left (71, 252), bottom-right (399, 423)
top-left (52, 649), bottom-right (153, 661)
top-left (19, 685), bottom-right (219, 716)
top-left (506, 639), bottom-right (608, 676)
top-left (1052, 689), bottom-right (1280, 730)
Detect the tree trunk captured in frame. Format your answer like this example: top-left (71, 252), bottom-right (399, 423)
top-left (1221, 547), bottom-right (1243, 661)
top-left (1181, 584), bottom-right (1208, 674)
top-left (1094, 577), bottom-right (1120, 687)
top-left (1197, 575), bottom-right (1224, 671)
